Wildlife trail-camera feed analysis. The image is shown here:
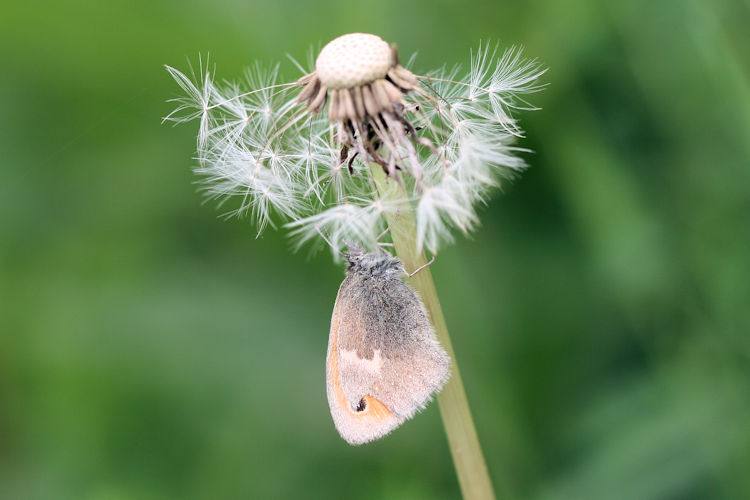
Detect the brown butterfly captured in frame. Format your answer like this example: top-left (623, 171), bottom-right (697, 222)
top-left (326, 246), bottom-right (450, 444)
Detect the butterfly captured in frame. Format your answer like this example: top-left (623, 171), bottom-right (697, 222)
top-left (326, 246), bottom-right (450, 444)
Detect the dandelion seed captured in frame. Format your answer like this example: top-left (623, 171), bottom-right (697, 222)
top-left (166, 33), bottom-right (546, 255)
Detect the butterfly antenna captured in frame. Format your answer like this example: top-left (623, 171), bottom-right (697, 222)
top-left (315, 225), bottom-right (345, 256)
top-left (376, 209), bottom-right (401, 243)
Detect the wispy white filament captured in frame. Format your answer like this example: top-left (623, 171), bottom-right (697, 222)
top-left (165, 44), bottom-right (546, 255)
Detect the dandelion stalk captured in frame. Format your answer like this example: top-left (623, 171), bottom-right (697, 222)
top-left (371, 164), bottom-right (496, 500)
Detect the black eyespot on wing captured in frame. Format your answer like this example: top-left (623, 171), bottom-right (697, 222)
top-left (355, 398), bottom-right (367, 412)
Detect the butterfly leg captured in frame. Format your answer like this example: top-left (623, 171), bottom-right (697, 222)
top-left (406, 255), bottom-right (435, 277)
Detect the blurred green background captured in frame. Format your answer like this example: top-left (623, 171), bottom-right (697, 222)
top-left (2, 0), bottom-right (749, 498)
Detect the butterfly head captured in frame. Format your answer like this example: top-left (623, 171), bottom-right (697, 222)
top-left (343, 245), bottom-right (404, 278)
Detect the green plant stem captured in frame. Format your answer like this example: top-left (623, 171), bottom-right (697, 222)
top-left (370, 164), bottom-right (496, 500)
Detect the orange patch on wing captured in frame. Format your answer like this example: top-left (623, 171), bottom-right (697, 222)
top-left (358, 395), bottom-right (391, 420)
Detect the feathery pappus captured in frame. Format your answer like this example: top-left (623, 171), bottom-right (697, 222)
top-left (165, 33), bottom-right (546, 254)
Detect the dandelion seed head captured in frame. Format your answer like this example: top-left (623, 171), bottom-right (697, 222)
top-left (167, 34), bottom-right (545, 255)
